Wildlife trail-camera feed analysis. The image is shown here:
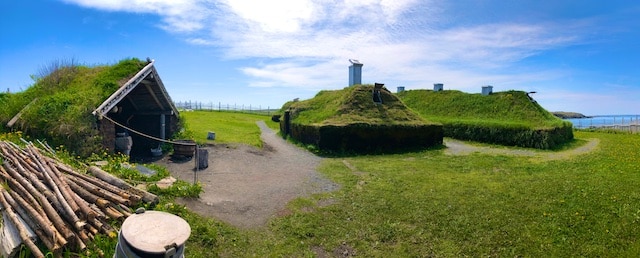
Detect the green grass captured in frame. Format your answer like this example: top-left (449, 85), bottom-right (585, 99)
top-left (218, 131), bottom-right (640, 257)
top-left (282, 85), bottom-right (435, 126)
top-left (5, 111), bottom-right (640, 257)
top-left (178, 110), bottom-right (279, 147)
top-left (397, 89), bottom-right (565, 128)
top-left (170, 111), bottom-right (640, 257)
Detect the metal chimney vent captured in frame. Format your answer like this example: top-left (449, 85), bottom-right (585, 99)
top-left (348, 59), bottom-right (363, 86)
top-left (482, 85), bottom-right (493, 96)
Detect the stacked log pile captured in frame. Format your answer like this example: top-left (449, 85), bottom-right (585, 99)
top-left (0, 140), bottom-right (158, 257)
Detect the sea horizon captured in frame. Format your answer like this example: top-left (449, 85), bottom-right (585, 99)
top-left (565, 114), bottom-right (640, 129)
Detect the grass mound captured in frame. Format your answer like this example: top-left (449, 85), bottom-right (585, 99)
top-left (397, 89), bottom-right (573, 149)
top-left (0, 58), bottom-right (148, 155)
top-left (281, 85), bottom-right (443, 153)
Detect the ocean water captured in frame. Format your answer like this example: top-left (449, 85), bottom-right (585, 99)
top-left (565, 115), bottom-right (640, 129)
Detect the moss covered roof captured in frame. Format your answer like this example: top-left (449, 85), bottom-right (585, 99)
top-left (282, 85), bottom-right (436, 126)
top-left (0, 58), bottom-right (149, 154)
top-left (397, 89), bottom-right (566, 128)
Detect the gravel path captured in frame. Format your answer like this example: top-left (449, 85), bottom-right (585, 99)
top-left (154, 121), bottom-right (338, 229)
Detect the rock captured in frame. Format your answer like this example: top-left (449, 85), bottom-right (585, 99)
top-left (94, 160), bottom-right (109, 166)
top-left (156, 176), bottom-right (177, 189)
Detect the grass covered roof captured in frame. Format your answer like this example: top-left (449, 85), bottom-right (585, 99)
top-left (282, 85), bottom-right (437, 126)
top-left (0, 58), bottom-right (148, 155)
top-left (397, 89), bottom-right (567, 128)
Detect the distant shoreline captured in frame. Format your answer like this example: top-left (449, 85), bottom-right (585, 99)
top-left (552, 111), bottom-right (590, 119)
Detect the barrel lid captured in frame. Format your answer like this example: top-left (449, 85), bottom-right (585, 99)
top-left (120, 210), bottom-right (191, 254)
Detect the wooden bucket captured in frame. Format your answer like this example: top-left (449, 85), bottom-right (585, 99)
top-left (173, 140), bottom-right (195, 157)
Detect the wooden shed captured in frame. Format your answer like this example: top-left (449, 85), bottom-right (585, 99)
top-left (92, 60), bottom-right (179, 158)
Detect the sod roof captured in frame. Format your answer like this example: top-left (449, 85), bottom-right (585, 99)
top-left (397, 89), bottom-right (567, 128)
top-left (0, 58), bottom-right (158, 155)
top-left (282, 85), bottom-right (437, 126)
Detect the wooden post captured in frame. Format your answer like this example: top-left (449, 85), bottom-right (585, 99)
top-left (283, 110), bottom-right (291, 137)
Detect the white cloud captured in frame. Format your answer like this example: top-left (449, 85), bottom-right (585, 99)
top-left (62, 0), bottom-right (208, 32)
top-left (220, 0), bottom-right (318, 33)
top-left (63, 0), bottom-right (584, 93)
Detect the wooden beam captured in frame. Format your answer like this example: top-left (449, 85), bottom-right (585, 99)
top-left (125, 95), bottom-right (141, 111)
top-left (143, 81), bottom-right (166, 110)
top-left (93, 61), bottom-right (154, 116)
top-left (6, 98), bottom-right (37, 128)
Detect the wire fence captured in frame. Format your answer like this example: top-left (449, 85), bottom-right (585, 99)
top-left (173, 101), bottom-right (279, 116)
top-left (567, 115), bottom-right (640, 133)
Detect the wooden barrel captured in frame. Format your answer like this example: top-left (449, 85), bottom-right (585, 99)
top-left (173, 140), bottom-right (195, 157)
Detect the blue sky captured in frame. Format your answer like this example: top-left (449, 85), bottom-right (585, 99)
top-left (1, 1), bottom-right (638, 115)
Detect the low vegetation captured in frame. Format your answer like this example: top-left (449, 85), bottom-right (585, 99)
top-left (398, 90), bottom-right (574, 149)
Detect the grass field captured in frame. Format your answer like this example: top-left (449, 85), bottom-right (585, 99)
top-left (178, 110), bottom-right (279, 147)
top-left (174, 112), bottom-right (640, 257)
top-left (5, 111), bottom-right (640, 257)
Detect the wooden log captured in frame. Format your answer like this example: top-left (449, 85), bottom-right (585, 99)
top-left (0, 159), bottom-right (73, 241)
top-left (44, 154), bottom-right (80, 214)
top-left (63, 165), bottom-right (141, 205)
top-left (36, 192), bottom-right (75, 242)
top-left (67, 175), bottom-right (130, 206)
top-left (66, 179), bottom-right (111, 209)
top-left (0, 165), bottom-right (44, 216)
top-left (69, 190), bottom-right (99, 221)
top-left (0, 190), bottom-right (45, 258)
top-left (116, 203), bottom-right (133, 217)
top-left (87, 166), bottom-right (158, 205)
top-left (104, 206), bottom-right (124, 220)
top-left (89, 204), bottom-right (107, 218)
top-left (3, 191), bottom-right (63, 252)
top-left (5, 190), bottom-right (62, 246)
top-left (73, 233), bottom-right (87, 251)
top-left (26, 146), bottom-right (85, 231)
top-left (84, 222), bottom-right (99, 236)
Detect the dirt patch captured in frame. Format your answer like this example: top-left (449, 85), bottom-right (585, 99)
top-left (154, 121), bottom-right (339, 229)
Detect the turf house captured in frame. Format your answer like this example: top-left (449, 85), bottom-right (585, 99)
top-left (0, 58), bottom-right (180, 158)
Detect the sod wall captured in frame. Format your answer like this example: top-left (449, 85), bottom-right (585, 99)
top-left (443, 121), bottom-right (574, 149)
top-left (288, 122), bottom-right (443, 153)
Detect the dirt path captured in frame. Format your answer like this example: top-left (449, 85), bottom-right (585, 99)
top-left (154, 121), bottom-right (338, 229)
top-left (444, 138), bottom-right (600, 161)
